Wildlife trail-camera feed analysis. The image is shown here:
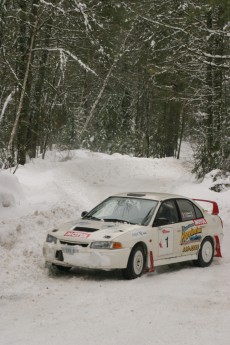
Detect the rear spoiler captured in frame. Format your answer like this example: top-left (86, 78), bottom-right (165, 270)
top-left (193, 199), bottom-right (219, 215)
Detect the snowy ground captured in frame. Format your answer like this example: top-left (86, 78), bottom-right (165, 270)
top-left (0, 149), bottom-right (230, 345)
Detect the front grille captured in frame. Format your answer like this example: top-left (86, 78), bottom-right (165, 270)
top-left (55, 250), bottom-right (64, 261)
top-left (60, 240), bottom-right (88, 248)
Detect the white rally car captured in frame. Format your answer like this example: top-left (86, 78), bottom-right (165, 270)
top-left (43, 192), bottom-right (223, 279)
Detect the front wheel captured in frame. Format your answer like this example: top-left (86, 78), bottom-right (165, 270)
top-left (196, 238), bottom-right (214, 267)
top-left (122, 245), bottom-right (145, 279)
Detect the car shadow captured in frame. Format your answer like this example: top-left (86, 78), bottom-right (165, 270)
top-left (46, 258), bottom-right (219, 281)
top-left (47, 265), bottom-right (124, 281)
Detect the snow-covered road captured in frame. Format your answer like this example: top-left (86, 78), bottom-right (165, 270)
top-left (0, 150), bottom-right (230, 345)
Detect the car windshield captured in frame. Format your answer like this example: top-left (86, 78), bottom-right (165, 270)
top-left (84, 197), bottom-right (158, 226)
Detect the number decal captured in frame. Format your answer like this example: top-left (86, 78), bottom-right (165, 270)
top-left (158, 228), bottom-right (173, 255)
top-left (165, 237), bottom-right (169, 248)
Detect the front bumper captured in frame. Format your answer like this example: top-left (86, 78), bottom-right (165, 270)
top-left (43, 242), bottom-right (131, 270)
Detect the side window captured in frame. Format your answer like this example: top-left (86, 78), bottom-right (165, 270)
top-left (154, 200), bottom-right (179, 225)
top-left (177, 199), bottom-right (198, 221)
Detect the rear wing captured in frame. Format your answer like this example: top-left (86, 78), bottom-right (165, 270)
top-left (193, 199), bottom-right (219, 215)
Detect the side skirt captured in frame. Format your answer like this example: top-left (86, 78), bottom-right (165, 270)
top-left (154, 254), bottom-right (198, 267)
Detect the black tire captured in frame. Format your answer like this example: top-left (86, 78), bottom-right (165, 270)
top-left (122, 245), bottom-right (145, 280)
top-left (196, 238), bottom-right (214, 267)
top-left (53, 264), bottom-right (72, 272)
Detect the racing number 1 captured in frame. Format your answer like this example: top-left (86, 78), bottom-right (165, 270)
top-left (158, 229), bottom-right (173, 256)
top-left (165, 237), bottom-right (169, 248)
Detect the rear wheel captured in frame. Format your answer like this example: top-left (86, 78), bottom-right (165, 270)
top-left (122, 245), bottom-right (145, 279)
top-left (196, 238), bottom-right (214, 267)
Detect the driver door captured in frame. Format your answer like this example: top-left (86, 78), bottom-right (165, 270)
top-left (153, 200), bottom-right (181, 259)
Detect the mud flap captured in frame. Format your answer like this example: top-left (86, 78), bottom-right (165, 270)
top-left (214, 235), bottom-right (222, 257)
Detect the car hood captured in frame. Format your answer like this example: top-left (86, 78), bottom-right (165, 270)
top-left (52, 219), bottom-right (144, 242)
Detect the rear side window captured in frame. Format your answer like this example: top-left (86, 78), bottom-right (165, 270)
top-left (193, 204), bottom-right (203, 219)
top-left (177, 199), bottom-right (203, 222)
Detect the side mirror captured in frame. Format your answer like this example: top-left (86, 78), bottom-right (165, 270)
top-left (153, 217), bottom-right (170, 227)
top-left (81, 211), bottom-right (88, 218)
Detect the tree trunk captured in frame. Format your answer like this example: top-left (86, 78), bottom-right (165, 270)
top-left (7, 17), bottom-right (38, 165)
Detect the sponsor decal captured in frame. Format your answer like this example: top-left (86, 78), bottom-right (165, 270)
top-left (162, 229), bottom-right (170, 234)
top-left (181, 223), bottom-right (202, 244)
top-left (182, 223), bottom-right (194, 231)
top-left (64, 231), bottom-right (90, 239)
top-left (132, 230), bottom-right (147, 237)
top-left (193, 218), bottom-right (207, 226)
top-left (182, 244), bottom-right (199, 252)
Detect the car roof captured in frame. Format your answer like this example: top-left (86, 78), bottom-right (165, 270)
top-left (113, 192), bottom-right (189, 201)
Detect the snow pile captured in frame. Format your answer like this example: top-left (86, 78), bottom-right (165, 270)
top-left (0, 172), bottom-right (24, 208)
top-left (204, 169), bottom-right (230, 192)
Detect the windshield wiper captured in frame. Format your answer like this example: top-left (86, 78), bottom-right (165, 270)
top-left (103, 218), bottom-right (136, 225)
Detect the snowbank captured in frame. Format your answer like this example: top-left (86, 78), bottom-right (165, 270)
top-left (0, 172), bottom-right (24, 208)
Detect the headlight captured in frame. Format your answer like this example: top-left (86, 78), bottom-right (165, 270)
top-left (90, 241), bottom-right (122, 249)
top-left (46, 234), bottom-right (57, 244)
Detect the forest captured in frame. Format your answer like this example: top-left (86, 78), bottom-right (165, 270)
top-left (0, 0), bottom-right (229, 177)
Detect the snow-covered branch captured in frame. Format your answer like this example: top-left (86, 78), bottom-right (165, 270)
top-left (203, 52), bottom-right (230, 60)
top-left (187, 47), bottom-right (230, 68)
top-left (40, 0), bottom-right (65, 14)
top-left (140, 16), bottom-right (189, 35)
top-left (201, 59), bottom-right (229, 69)
top-left (33, 47), bottom-right (97, 76)
top-left (74, 1), bottom-right (91, 31)
top-left (0, 90), bottom-right (15, 123)
top-left (5, 60), bottom-right (22, 86)
top-left (79, 27), bottom-right (134, 137)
